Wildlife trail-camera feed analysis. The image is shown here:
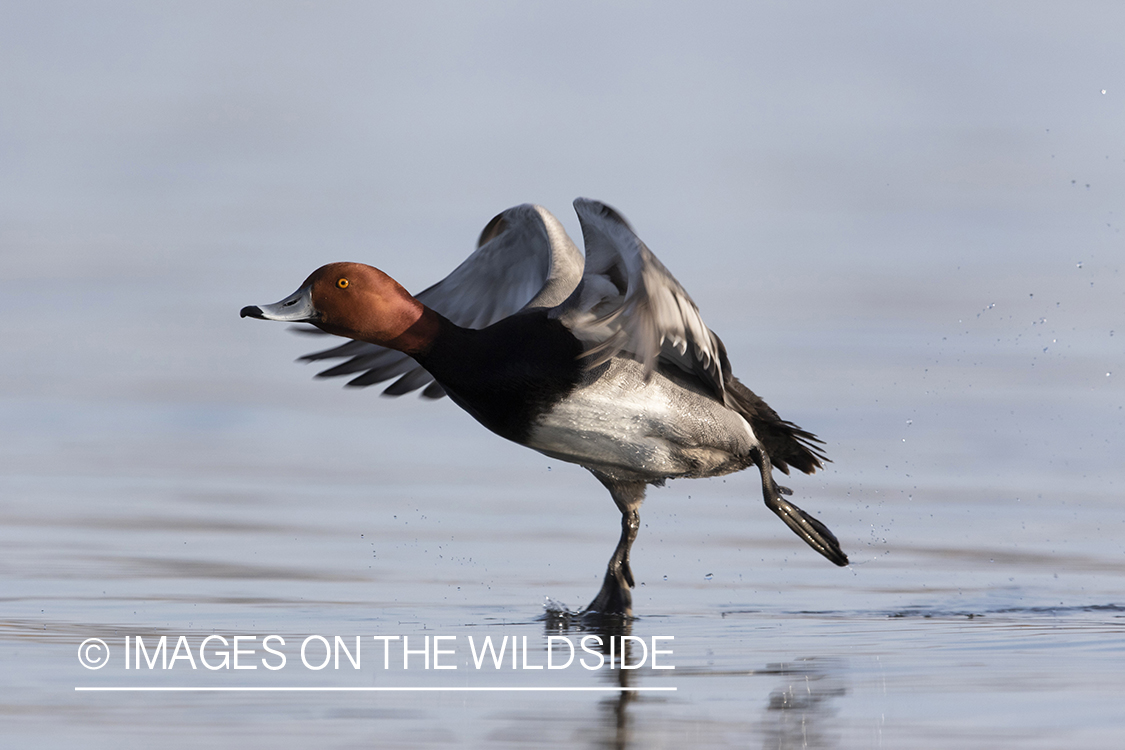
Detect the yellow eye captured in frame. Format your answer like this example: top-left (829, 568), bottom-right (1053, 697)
top-left (337, 278), bottom-right (349, 289)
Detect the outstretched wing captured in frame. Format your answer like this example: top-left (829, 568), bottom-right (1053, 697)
top-left (558, 198), bottom-right (828, 476)
top-left (556, 198), bottom-right (728, 402)
top-left (299, 204), bottom-right (584, 397)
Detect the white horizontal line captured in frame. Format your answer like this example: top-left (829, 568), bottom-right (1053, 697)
top-left (75, 686), bottom-right (676, 692)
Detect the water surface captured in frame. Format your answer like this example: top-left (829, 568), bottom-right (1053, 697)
top-left (3, 3), bottom-right (1124, 747)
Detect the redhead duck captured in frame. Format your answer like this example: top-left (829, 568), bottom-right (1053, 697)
top-left (241, 199), bottom-right (847, 616)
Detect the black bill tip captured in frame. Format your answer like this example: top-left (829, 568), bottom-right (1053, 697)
top-left (240, 305), bottom-right (265, 319)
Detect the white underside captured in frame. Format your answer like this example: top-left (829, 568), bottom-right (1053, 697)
top-left (524, 359), bottom-right (759, 483)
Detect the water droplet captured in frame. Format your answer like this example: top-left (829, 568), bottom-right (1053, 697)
top-left (704, 573), bottom-right (714, 581)
top-left (1076, 261), bottom-right (1084, 268)
top-left (663, 575), bottom-right (668, 581)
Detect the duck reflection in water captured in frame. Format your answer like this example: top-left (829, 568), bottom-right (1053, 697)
top-left (543, 612), bottom-right (644, 750)
top-left (761, 659), bottom-right (847, 750)
top-left (242, 199), bottom-right (848, 616)
top-left (544, 611), bottom-right (848, 749)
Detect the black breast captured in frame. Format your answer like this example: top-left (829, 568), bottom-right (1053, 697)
top-left (412, 310), bottom-right (585, 444)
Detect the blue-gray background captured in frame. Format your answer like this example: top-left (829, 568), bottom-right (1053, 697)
top-left (2, 2), bottom-right (1123, 748)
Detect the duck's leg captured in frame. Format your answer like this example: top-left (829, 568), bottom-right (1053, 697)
top-left (753, 447), bottom-right (849, 567)
top-left (583, 473), bottom-right (646, 617)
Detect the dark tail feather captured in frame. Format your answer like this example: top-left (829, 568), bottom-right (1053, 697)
top-left (727, 376), bottom-right (828, 475)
